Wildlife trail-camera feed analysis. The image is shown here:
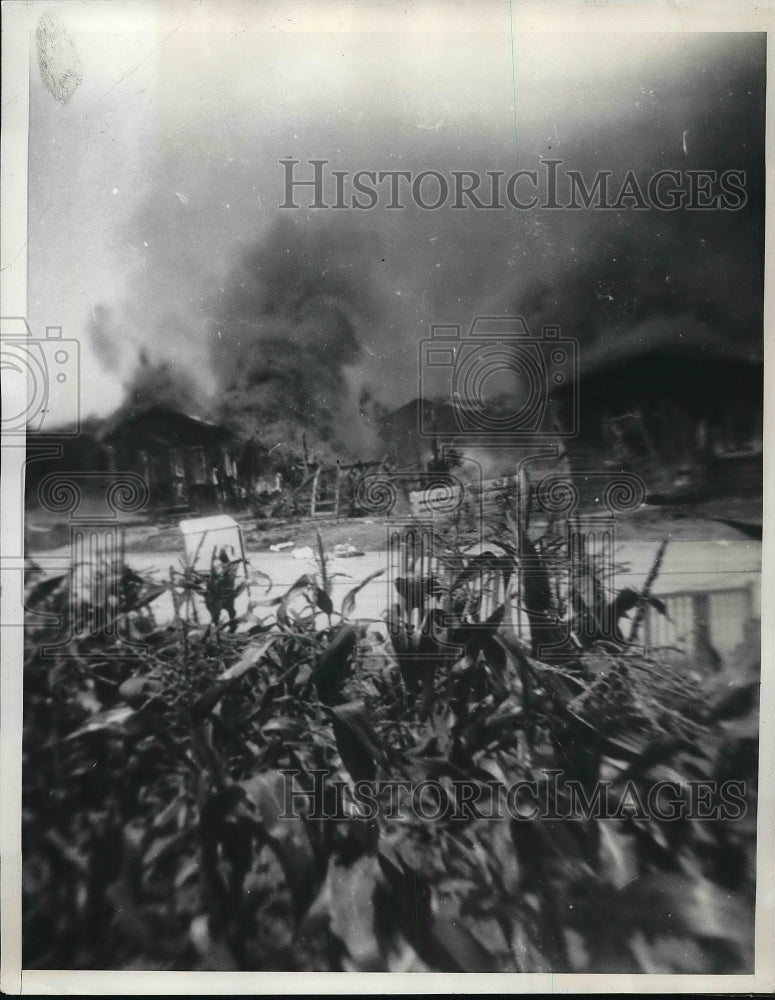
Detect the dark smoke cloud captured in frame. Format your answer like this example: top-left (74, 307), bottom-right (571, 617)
top-left (83, 32), bottom-right (764, 456)
top-left (88, 303), bottom-right (212, 421)
top-left (121, 350), bottom-right (203, 417)
top-left (208, 215), bottom-right (387, 456)
top-left (503, 33), bottom-right (765, 358)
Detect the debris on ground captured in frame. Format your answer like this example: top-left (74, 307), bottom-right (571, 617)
top-left (332, 542), bottom-right (366, 558)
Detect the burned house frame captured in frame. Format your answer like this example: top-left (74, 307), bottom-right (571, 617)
top-left (102, 406), bottom-right (239, 512)
top-left (552, 329), bottom-right (763, 504)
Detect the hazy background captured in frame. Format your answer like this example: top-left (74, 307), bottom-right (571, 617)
top-left (27, 11), bottom-right (765, 455)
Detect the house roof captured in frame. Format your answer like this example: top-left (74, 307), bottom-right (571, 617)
top-left (576, 319), bottom-right (762, 382)
top-left (101, 405), bottom-right (230, 443)
top-left (378, 397), bottom-right (500, 433)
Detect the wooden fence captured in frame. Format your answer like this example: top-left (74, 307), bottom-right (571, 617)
top-left (643, 583), bottom-right (759, 661)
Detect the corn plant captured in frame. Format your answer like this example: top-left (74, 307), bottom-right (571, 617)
top-left (20, 509), bottom-right (758, 973)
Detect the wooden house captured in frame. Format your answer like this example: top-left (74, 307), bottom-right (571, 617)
top-left (102, 406), bottom-right (237, 511)
top-left (551, 326), bottom-right (763, 504)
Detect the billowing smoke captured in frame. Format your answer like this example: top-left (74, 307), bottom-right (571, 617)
top-left (89, 305), bottom-right (209, 420)
top-left (121, 350), bottom-right (204, 418)
top-left (80, 32), bottom-right (764, 458)
top-left (208, 216), bottom-right (386, 457)
top-left (88, 304), bottom-right (126, 375)
top-left (502, 33), bottom-right (765, 357)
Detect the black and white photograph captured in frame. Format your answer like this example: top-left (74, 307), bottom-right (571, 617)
top-left (1, 0), bottom-right (772, 991)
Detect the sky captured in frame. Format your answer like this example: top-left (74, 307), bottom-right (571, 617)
top-left (24, 3), bottom-right (766, 447)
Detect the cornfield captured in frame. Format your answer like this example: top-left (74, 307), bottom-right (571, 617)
top-left (21, 508), bottom-right (759, 973)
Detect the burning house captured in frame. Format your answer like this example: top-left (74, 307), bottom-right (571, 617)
top-left (102, 405), bottom-right (239, 511)
top-left (24, 425), bottom-right (111, 513)
top-left (552, 324), bottom-right (764, 503)
top-left (375, 321), bottom-right (763, 510)
top-left (378, 398), bottom-right (461, 472)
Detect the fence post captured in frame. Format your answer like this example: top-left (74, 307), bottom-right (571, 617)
top-left (691, 591), bottom-right (711, 660)
top-left (310, 466), bottom-right (320, 517)
top-left (334, 463), bottom-right (342, 517)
